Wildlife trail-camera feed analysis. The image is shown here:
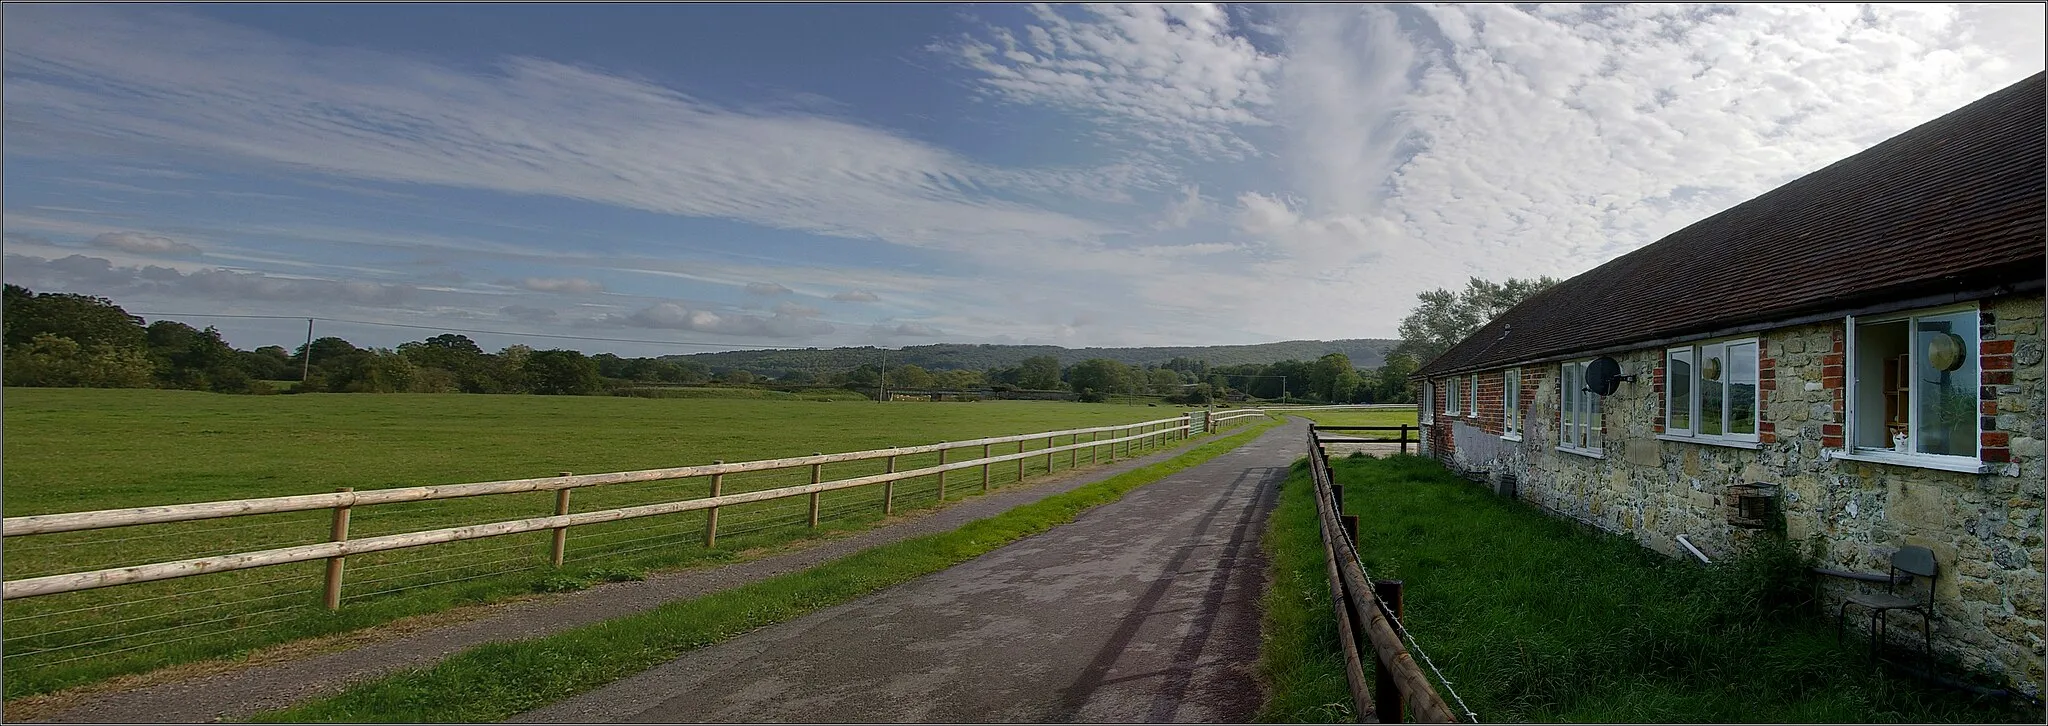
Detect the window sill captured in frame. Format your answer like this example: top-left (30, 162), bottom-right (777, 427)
top-left (1501, 433), bottom-right (1523, 442)
top-left (1556, 446), bottom-right (1605, 460)
top-left (1825, 449), bottom-right (1997, 474)
top-left (1655, 434), bottom-right (1762, 450)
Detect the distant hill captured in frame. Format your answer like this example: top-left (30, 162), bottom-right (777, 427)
top-left (665, 339), bottom-right (1400, 377)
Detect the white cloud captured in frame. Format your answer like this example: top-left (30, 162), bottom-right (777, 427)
top-left (772, 300), bottom-right (820, 317)
top-left (88, 231), bottom-right (201, 257)
top-left (3, 252), bottom-right (417, 305)
top-left (604, 301), bottom-right (835, 338)
top-left (744, 281), bottom-right (793, 296)
top-left (939, 3), bottom-right (1280, 159)
top-left (2, 5), bottom-right (1112, 258)
top-left (517, 277), bottom-right (604, 294)
top-left (499, 305), bottom-right (557, 322)
top-left (4, 4), bottom-right (2040, 352)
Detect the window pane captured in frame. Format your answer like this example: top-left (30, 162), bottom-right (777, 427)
top-left (1668, 352), bottom-right (1692, 431)
top-left (1729, 342), bottom-right (1757, 435)
top-left (1588, 386), bottom-right (1603, 450)
top-left (1854, 320), bottom-right (1910, 449)
top-left (1914, 311), bottom-right (1979, 456)
top-left (1505, 371), bottom-right (1519, 433)
top-left (1700, 345), bottom-right (1725, 436)
top-left (1562, 364), bottom-right (1578, 446)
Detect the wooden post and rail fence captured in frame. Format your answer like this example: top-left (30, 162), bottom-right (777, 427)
top-left (1306, 423), bottom-right (1458, 723)
top-left (1308, 424), bottom-right (1417, 455)
top-left (0, 409), bottom-right (1273, 610)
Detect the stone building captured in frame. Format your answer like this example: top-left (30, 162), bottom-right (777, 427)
top-left (1411, 73), bottom-right (2045, 693)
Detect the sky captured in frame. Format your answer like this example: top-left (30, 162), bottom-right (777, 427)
top-left (4, 3), bottom-right (2042, 357)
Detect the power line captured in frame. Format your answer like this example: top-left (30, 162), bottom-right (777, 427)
top-left (131, 312), bottom-right (813, 350)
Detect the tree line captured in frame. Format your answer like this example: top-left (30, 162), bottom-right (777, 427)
top-left (3, 276), bottom-right (1555, 401)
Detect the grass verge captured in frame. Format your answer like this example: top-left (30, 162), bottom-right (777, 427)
top-left (254, 418), bottom-right (1282, 722)
top-left (1253, 457), bottom-right (1354, 722)
top-left (1322, 453), bottom-right (2029, 723)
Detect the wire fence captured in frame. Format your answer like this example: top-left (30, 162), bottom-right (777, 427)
top-left (1, 411), bottom-right (1270, 697)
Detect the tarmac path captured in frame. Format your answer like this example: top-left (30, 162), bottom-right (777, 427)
top-left (517, 418), bottom-right (1306, 723)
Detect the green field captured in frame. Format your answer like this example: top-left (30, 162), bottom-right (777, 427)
top-left (1313, 454), bottom-right (2028, 723)
top-left (0, 388), bottom-right (1241, 698)
top-left (1279, 407), bottom-right (1418, 429)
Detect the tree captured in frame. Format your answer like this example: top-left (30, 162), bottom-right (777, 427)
top-left (720, 369), bottom-right (756, 386)
top-left (327, 349), bottom-right (418, 393)
top-left (888, 364), bottom-right (934, 390)
top-left (1372, 353), bottom-right (1420, 403)
top-left (1066, 358), bottom-right (1133, 395)
top-left (1018, 355), bottom-right (1063, 391)
top-left (1148, 367), bottom-right (1183, 395)
top-left (2, 332), bottom-right (155, 388)
top-left (1, 285), bottom-right (148, 352)
top-left (524, 349), bottom-right (604, 395)
top-left (1309, 353), bottom-right (1361, 403)
top-left (144, 321), bottom-right (249, 392)
top-left (1394, 276), bottom-right (1560, 365)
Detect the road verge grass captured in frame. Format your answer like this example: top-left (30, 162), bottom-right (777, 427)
top-left (1253, 457), bottom-right (1354, 722)
top-left (1323, 453), bottom-right (2028, 723)
top-left (255, 419), bottom-right (1281, 723)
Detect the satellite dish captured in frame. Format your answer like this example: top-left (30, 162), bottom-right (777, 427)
top-left (1583, 356), bottom-right (1634, 396)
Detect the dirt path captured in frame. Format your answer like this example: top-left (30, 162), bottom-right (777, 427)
top-left (515, 419), bottom-right (1305, 723)
top-left (21, 429), bottom-right (1254, 724)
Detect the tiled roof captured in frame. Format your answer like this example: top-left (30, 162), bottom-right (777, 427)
top-left (1416, 72), bottom-right (2046, 378)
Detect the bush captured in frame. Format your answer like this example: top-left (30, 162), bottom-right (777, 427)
top-left (1076, 388), bottom-right (1108, 403)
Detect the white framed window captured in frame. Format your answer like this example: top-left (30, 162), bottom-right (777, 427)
top-left (1663, 338), bottom-right (1759, 444)
top-left (1467, 375), bottom-right (1478, 417)
top-left (1559, 360), bottom-right (1603, 454)
top-left (1421, 380), bottom-right (1435, 424)
top-left (1503, 368), bottom-right (1522, 438)
top-left (1847, 305), bottom-right (1979, 464)
top-left (1445, 376), bottom-right (1460, 417)
top-left (1665, 347), bottom-right (1694, 437)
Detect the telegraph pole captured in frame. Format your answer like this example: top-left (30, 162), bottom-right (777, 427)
top-left (301, 318), bottom-right (314, 382)
top-left (878, 348), bottom-right (887, 403)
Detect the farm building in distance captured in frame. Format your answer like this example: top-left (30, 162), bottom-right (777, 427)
top-left (1412, 72), bottom-right (2046, 693)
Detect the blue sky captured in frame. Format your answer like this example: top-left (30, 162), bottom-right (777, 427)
top-left (5, 3), bottom-right (2042, 357)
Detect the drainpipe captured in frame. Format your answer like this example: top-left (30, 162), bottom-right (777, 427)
top-left (1676, 534), bottom-right (1713, 564)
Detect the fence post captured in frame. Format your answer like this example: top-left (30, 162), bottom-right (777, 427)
top-left (1332, 483), bottom-right (1344, 513)
top-left (937, 443), bottom-right (948, 501)
top-left (1342, 514), bottom-right (1360, 546)
top-left (1374, 579), bottom-right (1406, 724)
top-left (1016, 440), bottom-right (1026, 482)
top-left (1044, 436), bottom-right (1054, 472)
top-left (1181, 413), bottom-right (1190, 442)
top-left (808, 455), bottom-right (823, 528)
top-left (885, 452), bottom-right (897, 515)
top-left (1401, 424), bottom-right (1411, 455)
top-left (1108, 427), bottom-right (1117, 463)
top-left (550, 473), bottom-right (572, 568)
top-left (705, 461), bottom-right (724, 548)
top-left (1069, 434), bottom-right (1077, 468)
top-left (1091, 430), bottom-right (1099, 465)
top-left (982, 443), bottom-right (992, 492)
top-left (324, 487), bottom-right (352, 611)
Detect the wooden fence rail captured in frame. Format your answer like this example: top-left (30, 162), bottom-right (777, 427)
top-left (2, 409), bottom-right (1273, 603)
top-left (1307, 425), bottom-right (1457, 723)
top-left (1311, 424), bottom-right (1416, 455)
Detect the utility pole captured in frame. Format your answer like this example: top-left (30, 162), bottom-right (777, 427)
top-left (878, 348), bottom-right (887, 403)
top-left (301, 318), bottom-right (314, 382)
